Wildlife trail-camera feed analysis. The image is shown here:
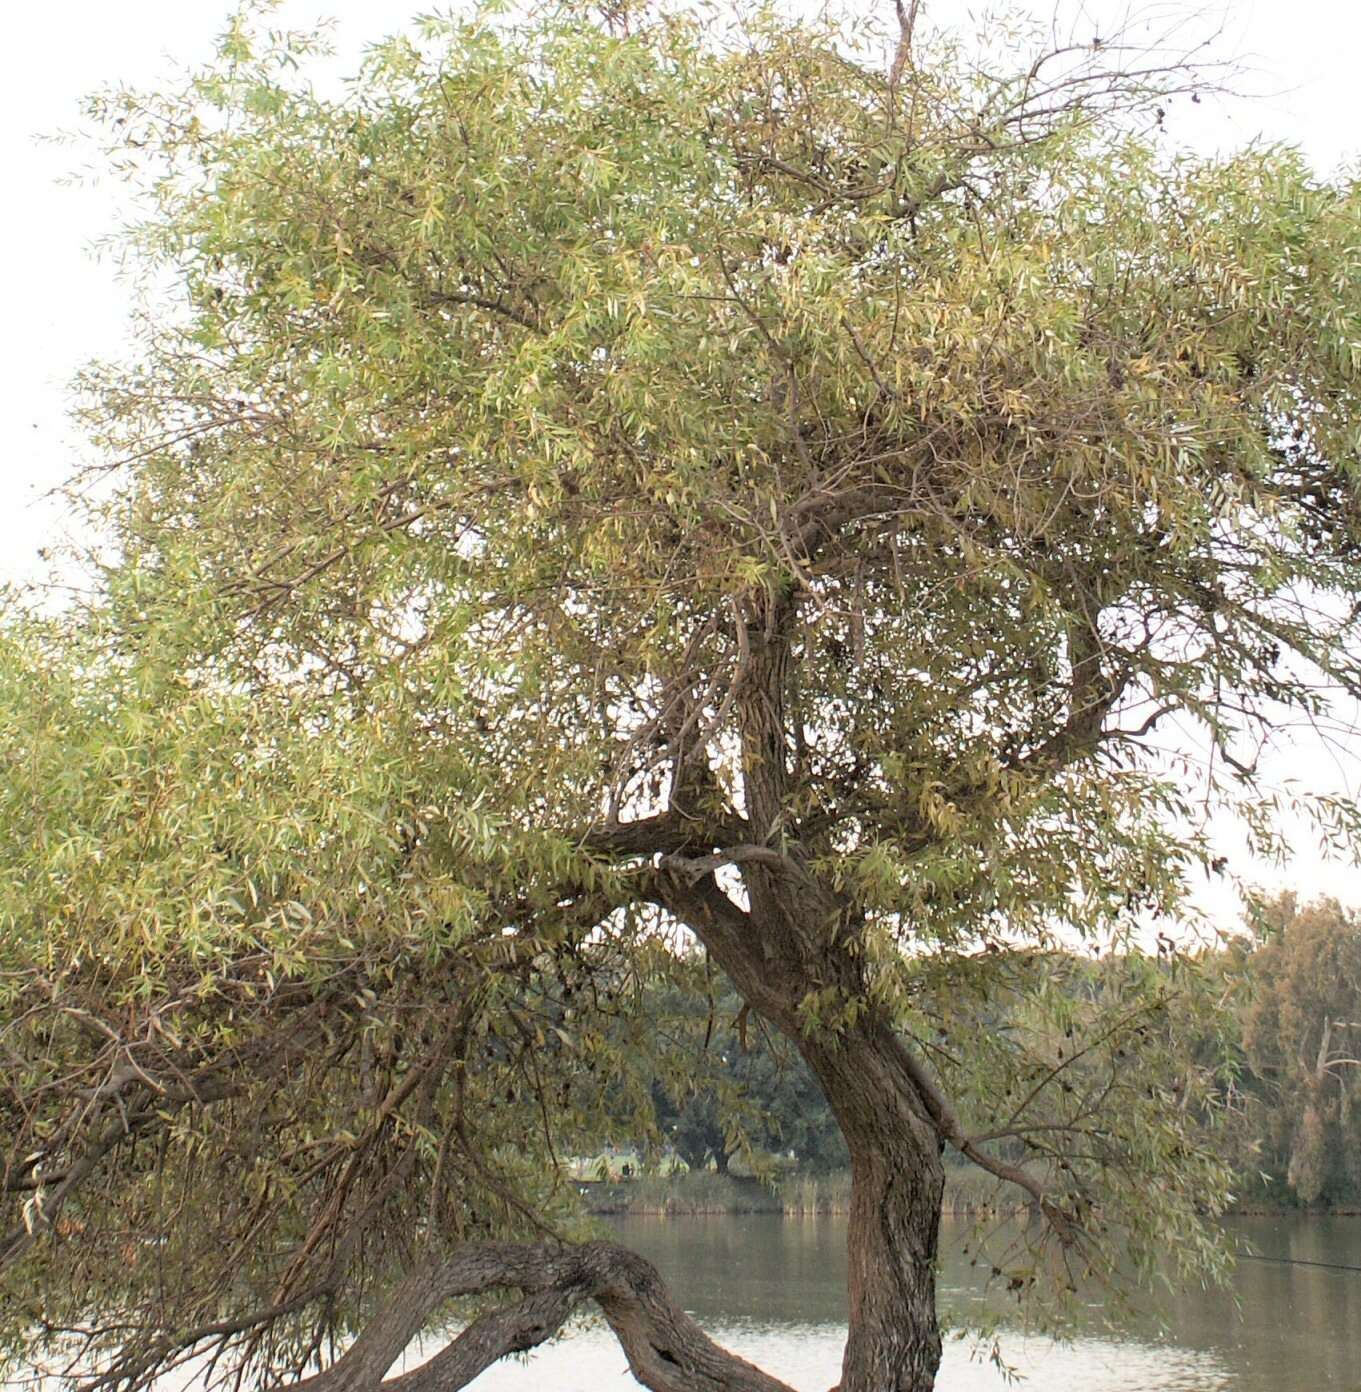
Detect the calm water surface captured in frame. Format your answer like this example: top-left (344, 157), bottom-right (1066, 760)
top-left (453, 1214), bottom-right (1361, 1391)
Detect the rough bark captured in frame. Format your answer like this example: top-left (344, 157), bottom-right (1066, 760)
top-left (800, 1023), bottom-right (945, 1392)
top-left (654, 857), bottom-right (950, 1392)
top-left (281, 1241), bottom-right (797, 1392)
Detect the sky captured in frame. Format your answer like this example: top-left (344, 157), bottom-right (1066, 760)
top-left (3, 0), bottom-right (1361, 927)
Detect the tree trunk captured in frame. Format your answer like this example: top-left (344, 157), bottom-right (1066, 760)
top-left (655, 864), bottom-right (949, 1392)
top-left (800, 1021), bottom-right (945, 1392)
top-left (655, 596), bottom-right (951, 1391)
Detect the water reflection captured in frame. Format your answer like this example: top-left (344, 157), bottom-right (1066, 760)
top-left (454, 1322), bottom-right (1234, 1392)
top-left (452, 1214), bottom-right (1361, 1391)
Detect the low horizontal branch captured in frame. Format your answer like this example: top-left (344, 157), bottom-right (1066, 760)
top-left (274, 1241), bottom-right (796, 1392)
top-left (384, 1289), bottom-right (576, 1392)
top-left (658, 845), bottom-right (806, 888)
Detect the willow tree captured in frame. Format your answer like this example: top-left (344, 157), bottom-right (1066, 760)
top-left (6, 2), bottom-right (1361, 1390)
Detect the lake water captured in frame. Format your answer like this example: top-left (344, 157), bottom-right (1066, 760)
top-left (451, 1214), bottom-right (1361, 1391)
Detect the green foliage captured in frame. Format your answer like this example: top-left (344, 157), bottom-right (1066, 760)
top-left (897, 946), bottom-right (1241, 1319)
top-left (0, 613), bottom-right (674, 1385)
top-left (1234, 895), bottom-right (1361, 1205)
top-left (7, 0), bottom-right (1361, 1386)
top-left (646, 987), bottom-right (849, 1174)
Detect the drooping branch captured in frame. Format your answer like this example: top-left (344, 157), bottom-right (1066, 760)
top-left (883, 1034), bottom-right (1079, 1244)
top-left (1, 1108), bottom-right (149, 1272)
top-left (264, 1241), bottom-right (797, 1392)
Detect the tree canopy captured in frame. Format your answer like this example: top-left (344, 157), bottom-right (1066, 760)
top-left (6, 3), bottom-right (1361, 1391)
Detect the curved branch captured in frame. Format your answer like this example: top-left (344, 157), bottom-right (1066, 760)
top-left (260, 1241), bottom-right (797, 1392)
top-left (382, 1290), bottom-right (576, 1392)
top-left (885, 1035), bottom-right (1079, 1244)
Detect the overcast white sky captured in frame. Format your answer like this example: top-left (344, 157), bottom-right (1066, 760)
top-left (3, 0), bottom-right (1361, 928)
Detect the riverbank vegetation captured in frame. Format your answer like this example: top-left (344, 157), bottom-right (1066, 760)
top-left (598, 896), bottom-right (1361, 1216)
top-left (580, 1168), bottom-right (998, 1217)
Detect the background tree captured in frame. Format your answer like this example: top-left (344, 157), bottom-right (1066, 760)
top-left (1239, 896), bottom-right (1361, 1204)
top-left (6, 3), bottom-right (1361, 1391)
top-left (646, 986), bottom-right (851, 1175)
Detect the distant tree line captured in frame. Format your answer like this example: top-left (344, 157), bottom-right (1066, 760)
top-left (641, 895), bottom-right (1361, 1210)
top-left (1221, 895), bottom-right (1361, 1207)
top-left (646, 988), bottom-right (849, 1176)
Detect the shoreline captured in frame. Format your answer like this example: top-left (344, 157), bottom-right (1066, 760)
top-left (580, 1172), bottom-right (1361, 1220)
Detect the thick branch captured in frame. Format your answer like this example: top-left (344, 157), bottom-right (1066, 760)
top-left (580, 811), bottom-right (743, 860)
top-left (889, 0), bottom-right (922, 91)
top-left (658, 845), bottom-right (805, 887)
top-left (383, 1290), bottom-right (576, 1392)
top-left (270, 1242), bottom-right (796, 1392)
